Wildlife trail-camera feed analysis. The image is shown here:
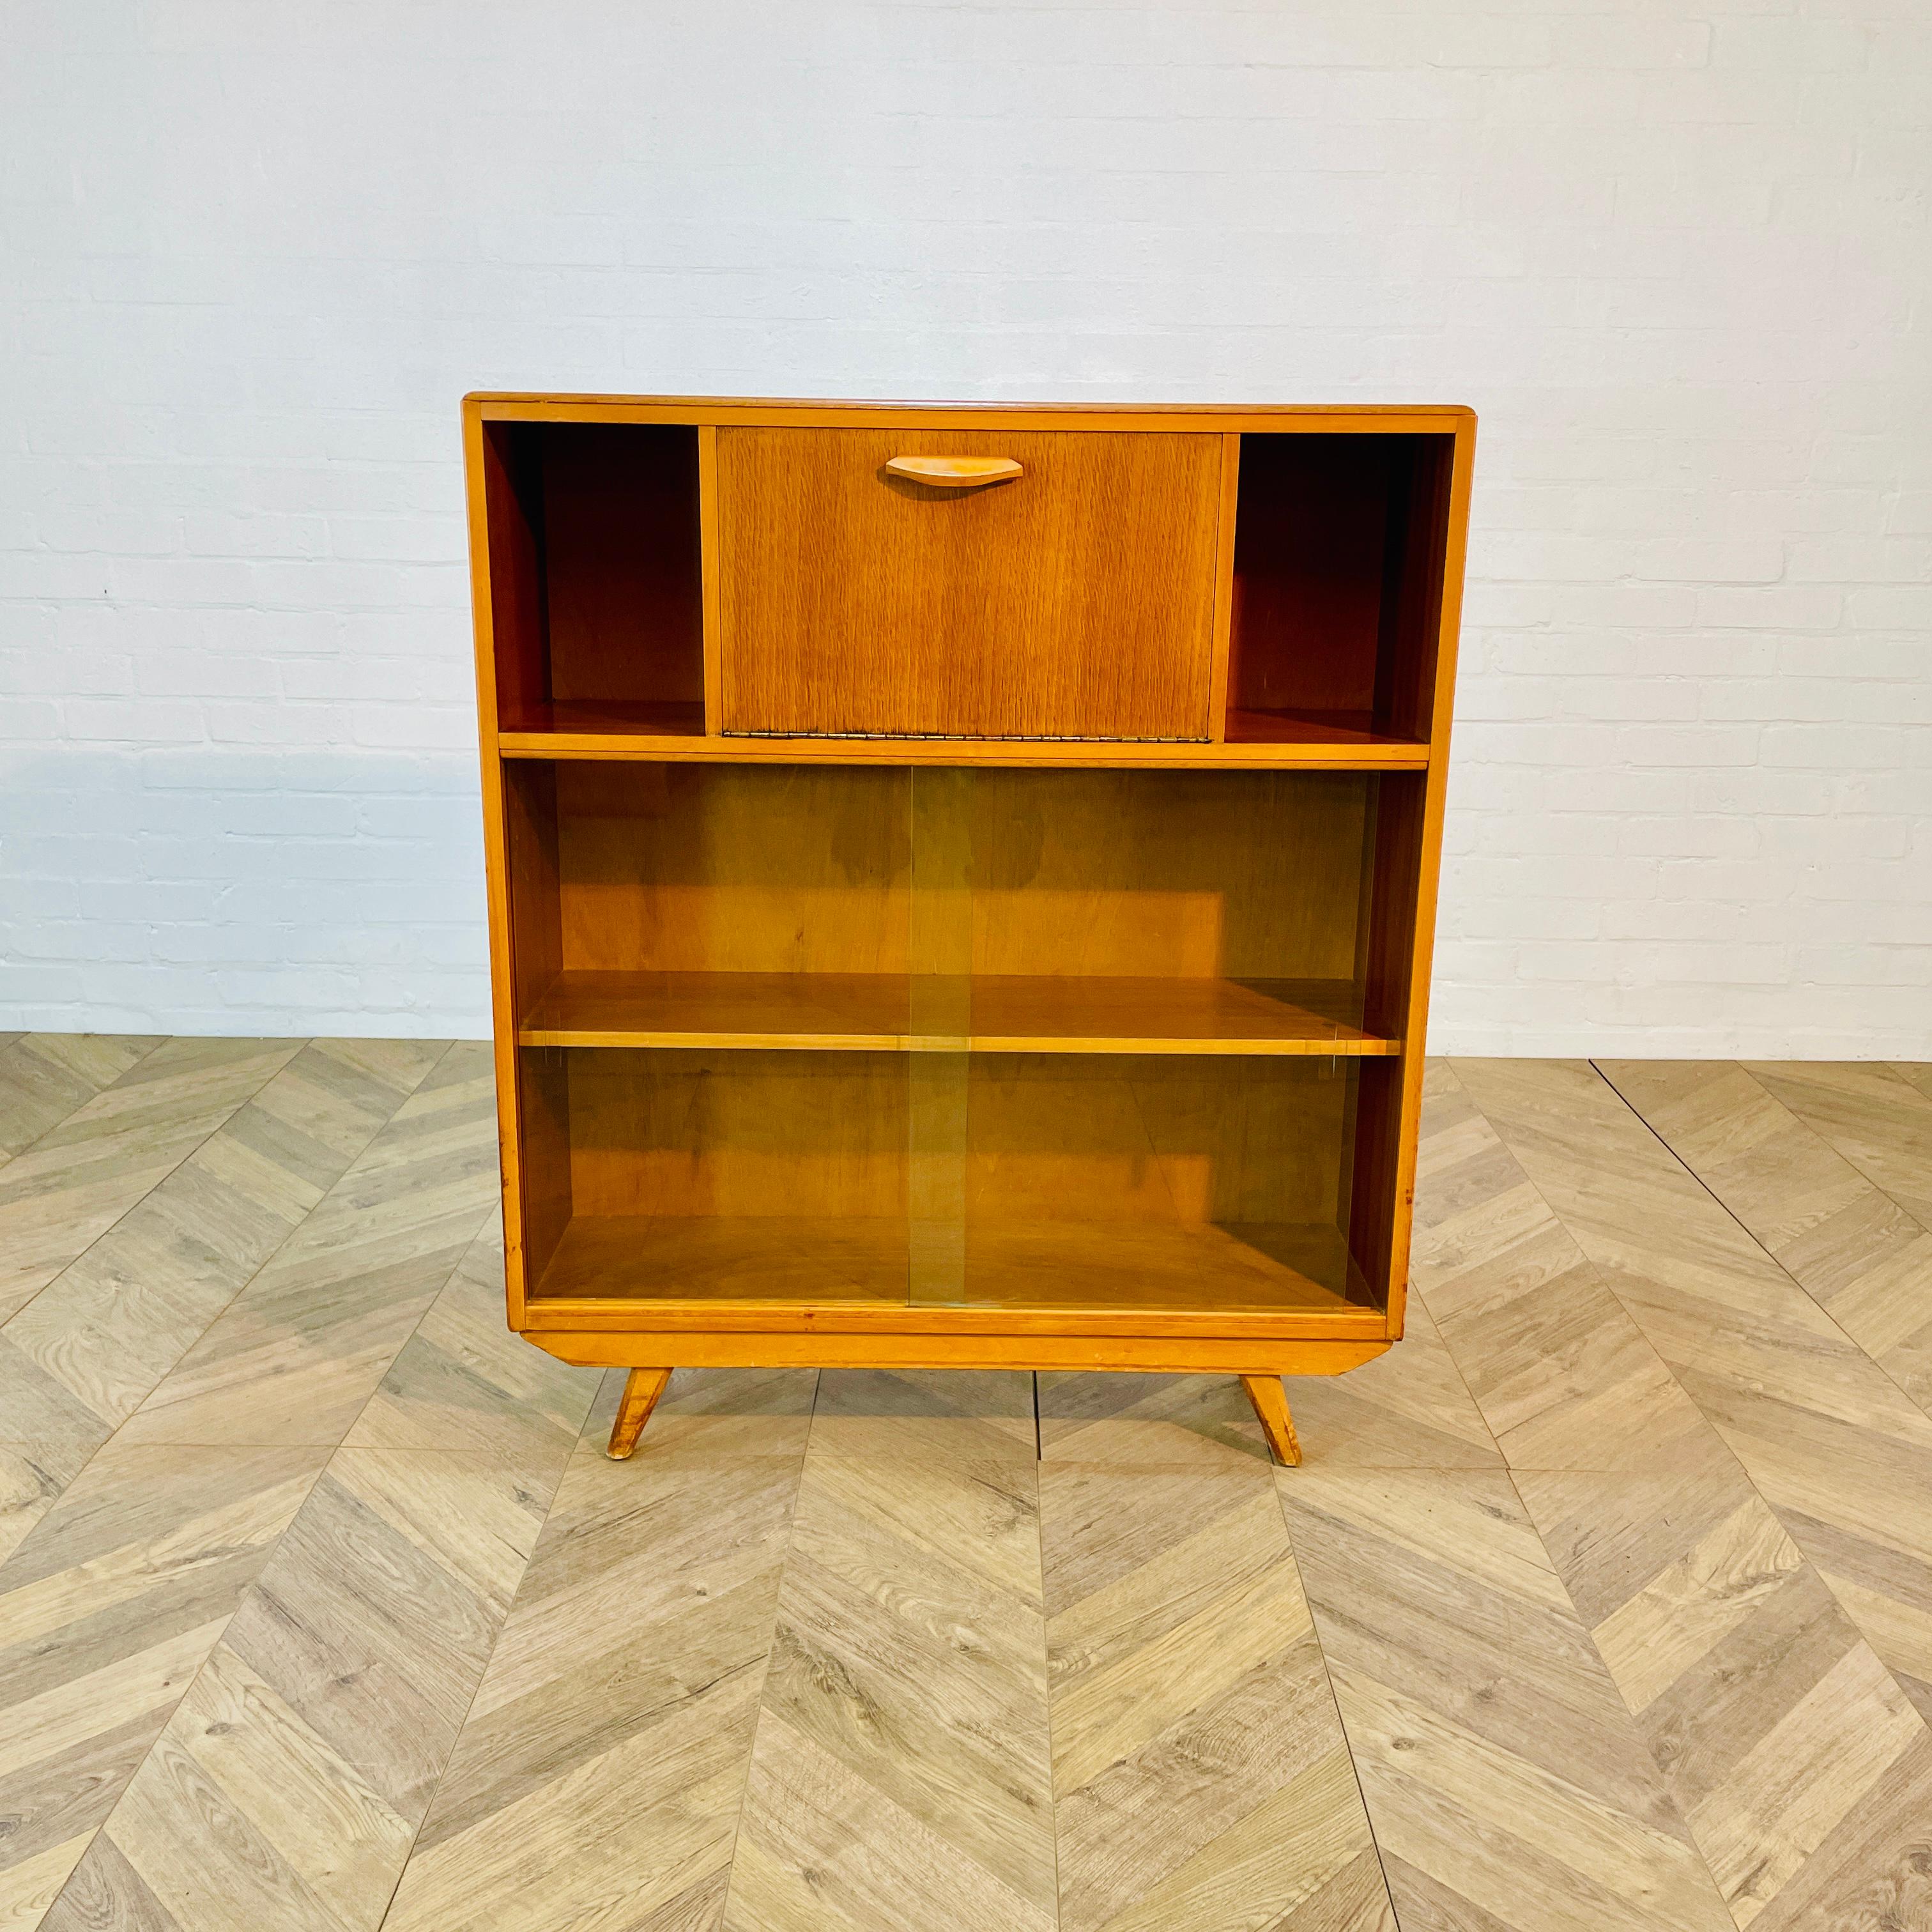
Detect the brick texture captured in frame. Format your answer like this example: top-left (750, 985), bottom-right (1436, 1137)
top-left (1, 2), bottom-right (1927, 1052)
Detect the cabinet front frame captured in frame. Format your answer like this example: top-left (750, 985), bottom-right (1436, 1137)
top-left (464, 396), bottom-right (1476, 1355)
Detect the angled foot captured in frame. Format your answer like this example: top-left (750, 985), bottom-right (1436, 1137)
top-left (1241, 1374), bottom-right (1303, 1468)
top-left (607, 1367), bottom-right (673, 1459)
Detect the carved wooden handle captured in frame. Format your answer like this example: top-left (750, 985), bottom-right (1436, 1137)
top-left (883, 455), bottom-right (1024, 489)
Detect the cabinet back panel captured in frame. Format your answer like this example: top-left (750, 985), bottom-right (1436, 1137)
top-left (963, 1054), bottom-right (1353, 1229)
top-left (542, 424), bottom-right (703, 709)
top-left (562, 1048), bottom-right (911, 1219)
top-left (544, 763), bottom-right (1374, 984)
top-left (716, 427), bottom-right (1223, 739)
top-left (546, 1046), bottom-right (1351, 1241)
top-left (555, 763), bottom-right (912, 976)
top-left (951, 769), bottom-right (1370, 982)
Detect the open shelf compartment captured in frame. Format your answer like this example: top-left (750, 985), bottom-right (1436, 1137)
top-left (1225, 432), bottom-right (1455, 747)
top-left (479, 420), bottom-right (705, 737)
top-left (517, 1045), bottom-right (1391, 1320)
top-left (500, 758), bottom-right (1429, 1319)
top-left (499, 760), bottom-right (1425, 1057)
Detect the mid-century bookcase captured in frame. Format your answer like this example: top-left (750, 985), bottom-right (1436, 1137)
top-left (463, 397), bottom-right (1472, 1464)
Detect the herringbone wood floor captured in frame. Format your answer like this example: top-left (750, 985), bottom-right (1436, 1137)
top-left (1, 1035), bottom-right (1929, 1929)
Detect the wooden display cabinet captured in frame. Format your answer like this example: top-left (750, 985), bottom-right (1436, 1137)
top-left (464, 397), bottom-right (1473, 1463)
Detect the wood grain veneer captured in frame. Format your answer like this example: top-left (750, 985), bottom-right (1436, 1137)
top-left (716, 427), bottom-right (1224, 740)
top-left (463, 394), bottom-right (1474, 1454)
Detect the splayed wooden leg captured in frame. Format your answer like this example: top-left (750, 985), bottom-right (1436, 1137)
top-left (1241, 1374), bottom-right (1303, 1467)
top-left (606, 1367), bottom-right (673, 1459)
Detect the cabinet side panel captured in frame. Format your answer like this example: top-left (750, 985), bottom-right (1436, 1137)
top-left (1374, 436), bottom-right (1455, 744)
top-left (468, 407), bottom-right (534, 1324)
top-left (1347, 775), bottom-right (1425, 1316)
top-left (1347, 424), bottom-right (1472, 1330)
top-left (480, 422), bottom-right (548, 727)
top-left (518, 1047), bottom-right (574, 1296)
top-left (501, 763), bottom-right (566, 1307)
top-left (1344, 1061), bottom-right (1407, 1319)
top-left (1381, 418), bottom-right (1475, 1328)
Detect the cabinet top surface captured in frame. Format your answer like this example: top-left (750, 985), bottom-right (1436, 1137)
top-left (465, 393), bottom-right (1476, 431)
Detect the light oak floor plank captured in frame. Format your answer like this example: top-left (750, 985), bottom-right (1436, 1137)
top-left (0, 1036), bottom-right (162, 1166)
top-left (1522, 1463), bottom-right (1932, 1930)
top-left (1601, 1059), bottom-right (1932, 1421)
top-left (1744, 1061), bottom-right (1932, 1228)
top-left (45, 1211), bottom-right (594, 1932)
top-left (725, 1540), bottom-right (1054, 1929)
top-left (45, 1443), bottom-right (556, 1932)
top-left (0, 1038), bottom-right (300, 1323)
top-left (1038, 1368), bottom-right (1272, 1469)
top-left (384, 1449), bottom-right (806, 1932)
top-left (806, 1367), bottom-right (1038, 1468)
top-left (1276, 1467), bottom-right (1733, 1932)
top-left (111, 1044), bottom-right (498, 1450)
top-left (1412, 1061), bottom-right (1715, 1476)
top-left (348, 1214), bottom-right (602, 1467)
top-left (1043, 1455), bottom-right (1395, 1932)
top-left (1036, 1298), bottom-right (1499, 1473)
top-left (1889, 1063), bottom-right (1932, 1105)
top-left (1457, 1057), bottom-right (1932, 1729)
top-left (1416, 1059), bottom-right (1932, 1928)
top-left (0, 1040), bottom-right (443, 1563)
top-left (1282, 1290), bottom-right (1503, 1470)
top-left (722, 1372), bottom-right (1056, 1932)
top-left (0, 1438), bottom-right (328, 1928)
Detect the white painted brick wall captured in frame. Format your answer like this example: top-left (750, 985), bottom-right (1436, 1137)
top-left (2, 0), bottom-right (1927, 1054)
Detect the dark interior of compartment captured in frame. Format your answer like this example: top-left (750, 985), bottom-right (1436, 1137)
top-left (1227, 433), bottom-right (1452, 743)
top-left (482, 422), bottom-right (703, 732)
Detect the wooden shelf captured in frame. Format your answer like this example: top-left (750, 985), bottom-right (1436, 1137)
top-left (521, 970), bottom-right (906, 1051)
top-left (517, 970), bottom-right (1399, 1055)
top-left (530, 1213), bottom-right (1375, 1321)
top-left (1223, 707), bottom-right (1422, 750)
top-left (498, 698), bottom-right (705, 738)
top-left (496, 726), bottom-right (1432, 769)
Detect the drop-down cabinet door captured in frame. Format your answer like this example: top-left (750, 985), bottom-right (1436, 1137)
top-left (714, 427), bottom-right (1227, 740)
